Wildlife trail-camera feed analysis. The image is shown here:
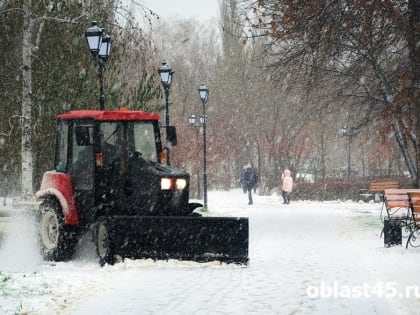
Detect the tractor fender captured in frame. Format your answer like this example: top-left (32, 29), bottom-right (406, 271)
top-left (189, 202), bottom-right (203, 212)
top-left (35, 171), bottom-right (79, 225)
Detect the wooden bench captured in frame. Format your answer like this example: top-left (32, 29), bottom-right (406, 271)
top-left (382, 189), bottom-right (420, 223)
top-left (359, 181), bottom-right (400, 202)
top-left (406, 192), bottom-right (420, 248)
top-left (381, 189), bottom-right (420, 246)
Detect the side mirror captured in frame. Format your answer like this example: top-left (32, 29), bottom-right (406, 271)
top-left (167, 126), bottom-right (177, 146)
top-left (75, 126), bottom-right (91, 146)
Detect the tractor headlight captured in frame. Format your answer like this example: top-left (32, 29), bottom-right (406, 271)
top-left (175, 178), bottom-right (187, 190)
top-left (160, 178), bottom-right (187, 190)
top-left (161, 178), bottom-right (172, 190)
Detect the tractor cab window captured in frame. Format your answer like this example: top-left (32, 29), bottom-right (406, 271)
top-left (132, 122), bottom-right (157, 162)
top-left (98, 122), bottom-right (157, 168)
top-left (71, 123), bottom-right (94, 190)
top-left (99, 122), bottom-right (122, 167)
top-left (55, 121), bottom-right (69, 172)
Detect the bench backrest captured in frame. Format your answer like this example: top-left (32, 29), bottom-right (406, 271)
top-left (384, 189), bottom-right (420, 209)
top-left (409, 192), bottom-right (420, 220)
top-left (408, 192), bottom-right (420, 226)
top-left (369, 181), bottom-right (399, 192)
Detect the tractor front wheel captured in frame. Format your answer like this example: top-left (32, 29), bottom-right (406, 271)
top-left (38, 199), bottom-right (78, 261)
top-left (95, 220), bottom-right (115, 266)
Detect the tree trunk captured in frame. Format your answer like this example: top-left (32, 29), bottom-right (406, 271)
top-left (410, 0), bottom-right (420, 187)
top-left (394, 121), bottom-right (417, 184)
top-left (21, 0), bottom-right (34, 197)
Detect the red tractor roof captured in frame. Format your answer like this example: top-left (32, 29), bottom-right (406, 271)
top-left (57, 109), bottom-right (160, 121)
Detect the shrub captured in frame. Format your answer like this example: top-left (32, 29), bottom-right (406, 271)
top-left (292, 176), bottom-right (412, 201)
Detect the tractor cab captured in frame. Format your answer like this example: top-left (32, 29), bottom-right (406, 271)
top-left (49, 109), bottom-right (189, 225)
top-left (56, 111), bottom-right (162, 189)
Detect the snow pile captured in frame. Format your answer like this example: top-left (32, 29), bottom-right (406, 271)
top-left (0, 209), bottom-right (42, 272)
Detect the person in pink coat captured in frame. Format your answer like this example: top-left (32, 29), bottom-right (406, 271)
top-left (281, 169), bottom-right (293, 204)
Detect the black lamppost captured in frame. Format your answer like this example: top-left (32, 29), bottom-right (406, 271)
top-left (188, 114), bottom-right (202, 199)
top-left (158, 61), bottom-right (174, 166)
top-left (0, 136), bottom-right (5, 206)
top-left (198, 83), bottom-right (209, 210)
top-left (339, 126), bottom-right (359, 177)
top-left (85, 21), bottom-right (112, 110)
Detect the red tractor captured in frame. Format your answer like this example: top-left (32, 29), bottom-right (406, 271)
top-left (35, 108), bottom-right (248, 265)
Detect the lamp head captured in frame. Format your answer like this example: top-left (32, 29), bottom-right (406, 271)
top-left (85, 21), bottom-right (103, 57)
top-left (158, 61), bottom-right (173, 89)
top-left (98, 32), bottom-right (112, 60)
top-left (198, 83), bottom-right (209, 103)
top-left (188, 114), bottom-right (196, 125)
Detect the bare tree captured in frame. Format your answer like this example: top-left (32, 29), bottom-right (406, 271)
top-left (410, 0), bottom-right (420, 186)
top-left (234, 0), bottom-right (420, 185)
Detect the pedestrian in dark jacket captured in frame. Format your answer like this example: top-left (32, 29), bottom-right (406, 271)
top-left (243, 163), bottom-right (256, 205)
top-left (239, 165), bottom-right (247, 194)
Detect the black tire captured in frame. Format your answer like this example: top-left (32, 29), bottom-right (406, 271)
top-left (95, 220), bottom-right (115, 266)
top-left (38, 199), bottom-right (79, 261)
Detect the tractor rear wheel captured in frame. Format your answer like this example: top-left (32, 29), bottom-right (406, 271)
top-left (38, 199), bottom-right (78, 261)
top-left (95, 220), bottom-right (115, 266)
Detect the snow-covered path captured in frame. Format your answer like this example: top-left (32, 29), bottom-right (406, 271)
top-left (1, 190), bottom-right (420, 314)
top-left (66, 195), bottom-right (394, 315)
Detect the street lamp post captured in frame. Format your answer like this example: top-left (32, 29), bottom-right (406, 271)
top-left (188, 114), bottom-right (201, 199)
top-left (158, 61), bottom-right (174, 166)
top-left (0, 136), bottom-right (5, 206)
top-left (339, 126), bottom-right (358, 177)
top-left (85, 21), bottom-right (112, 110)
top-left (198, 83), bottom-right (209, 210)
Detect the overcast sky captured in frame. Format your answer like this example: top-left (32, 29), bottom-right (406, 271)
top-left (141, 0), bottom-right (220, 21)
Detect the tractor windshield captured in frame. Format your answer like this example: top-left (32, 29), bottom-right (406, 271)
top-left (132, 123), bottom-right (158, 161)
top-left (99, 121), bottom-right (158, 163)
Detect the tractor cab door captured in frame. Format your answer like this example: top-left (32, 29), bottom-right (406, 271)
top-left (69, 122), bottom-right (95, 224)
top-left (94, 121), bottom-right (159, 215)
top-left (95, 122), bottom-right (125, 214)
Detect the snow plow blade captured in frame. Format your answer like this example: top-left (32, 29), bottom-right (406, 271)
top-left (103, 216), bottom-right (249, 264)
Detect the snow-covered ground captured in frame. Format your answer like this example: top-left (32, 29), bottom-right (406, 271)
top-left (1, 189), bottom-right (420, 315)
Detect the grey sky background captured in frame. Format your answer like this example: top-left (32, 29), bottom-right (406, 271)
top-left (141, 0), bottom-right (219, 20)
